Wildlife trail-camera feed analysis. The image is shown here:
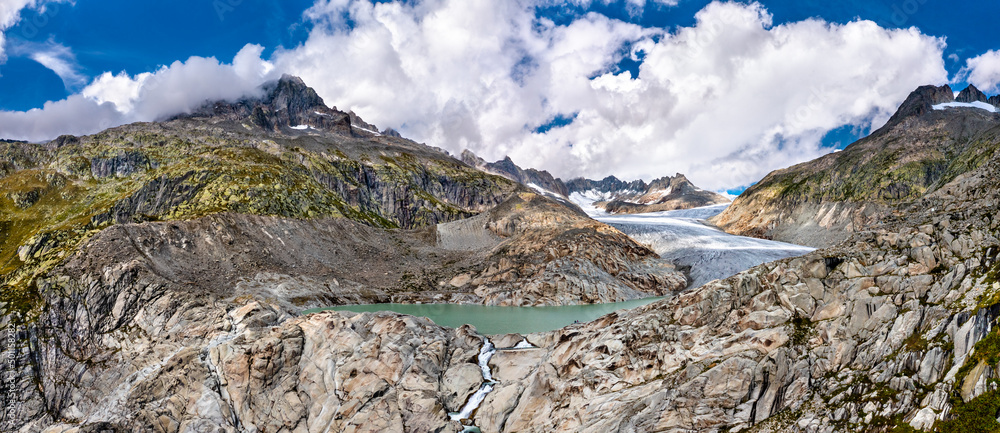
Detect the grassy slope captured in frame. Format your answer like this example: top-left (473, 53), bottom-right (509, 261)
top-left (0, 121), bottom-right (514, 317)
top-left (714, 110), bottom-right (1000, 242)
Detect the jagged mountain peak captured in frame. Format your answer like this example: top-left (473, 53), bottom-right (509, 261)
top-left (647, 173), bottom-right (691, 191)
top-left (884, 84), bottom-right (954, 126)
top-left (259, 74), bottom-right (327, 112)
top-left (460, 150), bottom-right (569, 197)
top-left (175, 74), bottom-right (390, 137)
top-left (565, 175), bottom-right (647, 194)
top-left (885, 83), bottom-right (1000, 128)
top-left (491, 156), bottom-right (521, 173)
top-left (956, 83), bottom-right (989, 103)
top-left (460, 149), bottom-right (487, 167)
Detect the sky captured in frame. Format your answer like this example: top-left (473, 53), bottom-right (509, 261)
top-left (1, 0), bottom-right (999, 193)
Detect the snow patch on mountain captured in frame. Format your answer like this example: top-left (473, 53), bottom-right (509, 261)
top-left (527, 183), bottom-right (562, 198)
top-left (634, 186), bottom-right (674, 204)
top-left (569, 190), bottom-right (615, 217)
top-left (932, 101), bottom-right (998, 113)
top-left (352, 125), bottom-right (381, 135)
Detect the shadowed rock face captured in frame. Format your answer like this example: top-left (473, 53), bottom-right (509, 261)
top-left (713, 84), bottom-right (1000, 248)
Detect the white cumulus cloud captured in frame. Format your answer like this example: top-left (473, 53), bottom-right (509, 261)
top-left (274, 0), bottom-right (948, 190)
top-left (0, 0), bottom-right (951, 191)
top-left (0, 44), bottom-right (276, 141)
top-left (958, 50), bottom-right (1000, 94)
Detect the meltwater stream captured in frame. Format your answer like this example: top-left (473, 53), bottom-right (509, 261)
top-left (449, 338), bottom-right (496, 429)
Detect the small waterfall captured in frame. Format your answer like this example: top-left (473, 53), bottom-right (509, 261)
top-left (449, 338), bottom-right (496, 426)
top-left (512, 338), bottom-right (535, 349)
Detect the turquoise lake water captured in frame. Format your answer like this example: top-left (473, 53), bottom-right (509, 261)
top-left (302, 296), bottom-right (664, 335)
top-left (301, 204), bottom-right (814, 336)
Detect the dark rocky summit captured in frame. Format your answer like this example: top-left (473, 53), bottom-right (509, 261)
top-left (884, 84), bottom-right (956, 126)
top-left (180, 74), bottom-right (353, 134)
top-left (956, 83), bottom-right (989, 104)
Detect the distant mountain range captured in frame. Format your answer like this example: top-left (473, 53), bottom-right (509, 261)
top-left (460, 150), bottom-right (730, 214)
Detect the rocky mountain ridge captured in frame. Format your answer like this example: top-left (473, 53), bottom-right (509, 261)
top-left (597, 173), bottom-right (732, 214)
top-left (459, 151), bottom-right (569, 197)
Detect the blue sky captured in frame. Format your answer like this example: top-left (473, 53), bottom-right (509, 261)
top-left (0, 0), bottom-right (314, 110)
top-left (1, 0), bottom-right (999, 190)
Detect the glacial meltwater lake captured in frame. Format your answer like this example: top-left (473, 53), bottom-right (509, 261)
top-left (302, 296), bottom-right (664, 335)
top-left (303, 204), bottom-right (814, 335)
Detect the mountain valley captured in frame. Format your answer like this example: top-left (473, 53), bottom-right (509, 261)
top-left (3, 77), bottom-right (1000, 433)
